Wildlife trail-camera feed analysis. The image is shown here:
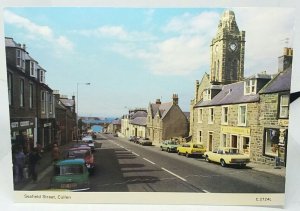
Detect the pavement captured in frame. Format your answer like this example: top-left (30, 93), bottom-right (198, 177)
top-left (14, 136), bottom-right (286, 191)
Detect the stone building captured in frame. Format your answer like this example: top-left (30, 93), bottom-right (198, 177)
top-left (107, 119), bottom-right (121, 134)
top-left (147, 94), bottom-right (189, 145)
top-left (6, 37), bottom-right (55, 151)
top-left (257, 48), bottom-right (293, 166)
top-left (194, 74), bottom-right (271, 157)
top-left (121, 109), bottom-right (147, 138)
top-left (54, 91), bottom-right (77, 145)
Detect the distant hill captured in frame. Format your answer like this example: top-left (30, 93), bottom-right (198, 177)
top-left (81, 117), bottom-right (116, 124)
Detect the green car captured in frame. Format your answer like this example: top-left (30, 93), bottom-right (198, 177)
top-left (50, 159), bottom-right (90, 191)
top-left (160, 140), bottom-right (180, 152)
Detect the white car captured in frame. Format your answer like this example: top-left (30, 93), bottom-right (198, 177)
top-left (82, 136), bottom-right (95, 151)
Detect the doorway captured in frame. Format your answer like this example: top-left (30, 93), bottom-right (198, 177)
top-left (231, 135), bottom-right (238, 148)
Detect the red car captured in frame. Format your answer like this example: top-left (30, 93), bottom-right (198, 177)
top-left (64, 147), bottom-right (95, 173)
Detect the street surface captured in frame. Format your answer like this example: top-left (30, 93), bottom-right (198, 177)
top-left (32, 133), bottom-right (285, 193)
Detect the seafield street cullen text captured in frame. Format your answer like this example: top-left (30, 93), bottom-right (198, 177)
top-left (24, 193), bottom-right (71, 200)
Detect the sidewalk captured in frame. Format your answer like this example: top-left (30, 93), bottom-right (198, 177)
top-left (14, 141), bottom-right (74, 190)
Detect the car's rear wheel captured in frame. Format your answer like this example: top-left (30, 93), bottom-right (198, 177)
top-left (220, 159), bottom-right (226, 167)
top-left (161, 147), bottom-right (164, 151)
top-left (167, 148), bottom-right (170, 153)
top-left (185, 152), bottom-right (189, 157)
top-left (177, 150), bottom-right (180, 155)
top-left (205, 155), bottom-right (210, 162)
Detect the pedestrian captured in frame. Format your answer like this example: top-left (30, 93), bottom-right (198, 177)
top-left (52, 143), bottom-right (60, 163)
top-left (28, 147), bottom-right (41, 182)
top-left (13, 146), bottom-right (26, 183)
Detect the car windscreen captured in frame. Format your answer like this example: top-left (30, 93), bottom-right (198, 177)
top-left (169, 141), bottom-right (179, 145)
top-left (55, 165), bottom-right (84, 175)
top-left (193, 144), bottom-right (204, 149)
top-left (67, 150), bottom-right (89, 158)
top-left (227, 148), bottom-right (239, 154)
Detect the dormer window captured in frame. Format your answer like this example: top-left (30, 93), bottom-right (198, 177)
top-left (203, 89), bottom-right (211, 101)
top-left (30, 61), bottom-right (37, 78)
top-left (16, 49), bottom-right (25, 71)
top-left (39, 70), bottom-right (45, 83)
top-left (244, 79), bottom-right (256, 95)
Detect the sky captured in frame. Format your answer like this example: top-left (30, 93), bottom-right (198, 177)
top-left (3, 7), bottom-right (296, 117)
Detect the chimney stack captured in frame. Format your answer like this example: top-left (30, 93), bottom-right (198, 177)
top-left (156, 99), bottom-right (161, 104)
top-left (172, 93), bottom-right (178, 105)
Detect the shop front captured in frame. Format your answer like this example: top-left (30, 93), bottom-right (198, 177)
top-left (10, 118), bottom-right (35, 153)
top-left (220, 126), bottom-right (251, 155)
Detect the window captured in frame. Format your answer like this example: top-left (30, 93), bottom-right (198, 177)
top-left (197, 108), bottom-right (203, 123)
top-left (30, 61), bottom-right (37, 77)
top-left (264, 128), bottom-right (279, 157)
top-left (208, 108), bottom-right (214, 124)
top-left (40, 70), bottom-right (45, 83)
top-left (242, 137), bottom-right (250, 154)
top-left (41, 91), bottom-right (46, 113)
top-left (279, 95), bottom-right (289, 118)
top-left (29, 83), bottom-right (33, 109)
top-left (49, 93), bottom-right (53, 113)
top-left (7, 72), bottom-right (13, 105)
top-left (16, 49), bottom-right (25, 70)
top-left (203, 89), bottom-right (211, 101)
top-left (20, 79), bottom-right (24, 107)
top-left (244, 79), bottom-right (256, 95)
top-left (222, 106), bottom-right (229, 124)
top-left (198, 130), bottom-right (202, 143)
top-left (238, 105), bottom-right (247, 126)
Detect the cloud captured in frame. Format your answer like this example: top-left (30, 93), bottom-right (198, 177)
top-left (76, 25), bottom-right (157, 42)
top-left (4, 10), bottom-right (74, 52)
top-left (234, 8), bottom-right (295, 74)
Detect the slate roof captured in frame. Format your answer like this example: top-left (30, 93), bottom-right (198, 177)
top-left (112, 119), bottom-right (121, 125)
top-left (60, 98), bottom-right (74, 107)
top-left (5, 37), bottom-right (18, 48)
top-left (259, 67), bottom-right (292, 94)
top-left (130, 117), bottom-right (147, 126)
top-left (150, 102), bottom-right (173, 119)
top-left (131, 110), bottom-right (147, 119)
top-left (194, 81), bottom-right (259, 107)
top-left (183, 112), bottom-right (190, 120)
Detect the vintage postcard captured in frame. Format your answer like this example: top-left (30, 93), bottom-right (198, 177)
top-left (0, 1), bottom-right (299, 209)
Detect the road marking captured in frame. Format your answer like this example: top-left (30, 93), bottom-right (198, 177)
top-left (202, 189), bottom-right (210, 193)
top-left (143, 158), bottom-right (156, 165)
top-left (131, 152), bottom-right (140, 156)
top-left (161, 167), bottom-right (187, 182)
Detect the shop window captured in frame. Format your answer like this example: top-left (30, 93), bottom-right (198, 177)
top-left (264, 128), bottom-right (279, 157)
top-left (242, 137), bottom-right (250, 154)
top-left (279, 94), bottom-right (289, 118)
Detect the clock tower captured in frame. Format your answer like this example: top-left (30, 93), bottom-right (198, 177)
top-left (210, 10), bottom-right (245, 84)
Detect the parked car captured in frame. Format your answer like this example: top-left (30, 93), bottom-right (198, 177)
top-left (160, 139), bottom-right (180, 152)
top-left (138, 138), bottom-right (152, 146)
top-left (50, 159), bottom-right (90, 191)
top-left (64, 147), bottom-right (95, 173)
top-left (82, 135), bottom-right (95, 151)
top-left (204, 147), bottom-right (250, 167)
top-left (128, 136), bottom-right (137, 142)
top-left (177, 143), bottom-right (206, 157)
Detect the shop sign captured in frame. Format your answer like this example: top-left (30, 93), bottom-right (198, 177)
top-left (278, 119), bottom-right (289, 127)
top-left (20, 121), bottom-right (30, 127)
top-left (11, 122), bottom-right (19, 128)
top-left (221, 126), bottom-right (250, 136)
top-left (44, 123), bottom-right (52, 127)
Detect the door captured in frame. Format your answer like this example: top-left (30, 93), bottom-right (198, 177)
top-left (231, 135), bottom-right (237, 148)
top-left (208, 132), bottom-right (213, 151)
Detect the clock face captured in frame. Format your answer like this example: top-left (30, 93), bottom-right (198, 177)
top-left (229, 42), bottom-right (237, 51)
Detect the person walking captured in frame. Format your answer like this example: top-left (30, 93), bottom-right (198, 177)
top-left (28, 147), bottom-right (41, 182)
top-left (52, 143), bottom-right (60, 163)
top-left (14, 146), bottom-right (25, 183)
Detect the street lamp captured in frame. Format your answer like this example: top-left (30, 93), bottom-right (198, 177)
top-left (76, 82), bottom-right (91, 141)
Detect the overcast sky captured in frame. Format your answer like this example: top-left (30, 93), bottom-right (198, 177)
top-left (3, 7), bottom-right (296, 117)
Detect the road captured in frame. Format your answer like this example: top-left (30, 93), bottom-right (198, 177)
top-left (31, 133), bottom-right (285, 193)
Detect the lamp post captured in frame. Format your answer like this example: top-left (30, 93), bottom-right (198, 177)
top-left (76, 82), bottom-right (91, 142)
